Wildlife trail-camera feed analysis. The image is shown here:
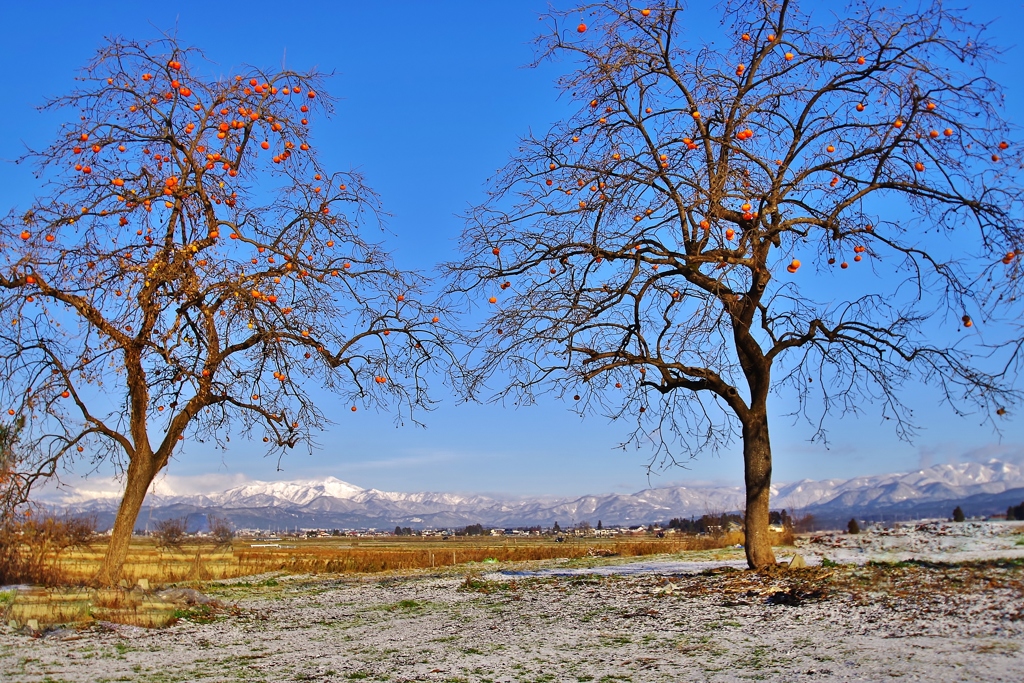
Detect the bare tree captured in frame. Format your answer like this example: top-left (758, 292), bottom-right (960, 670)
top-left (207, 514), bottom-right (234, 549)
top-left (153, 516), bottom-right (189, 551)
top-left (0, 509), bottom-right (96, 585)
top-left (0, 37), bottom-right (455, 584)
top-left (445, 0), bottom-right (1023, 568)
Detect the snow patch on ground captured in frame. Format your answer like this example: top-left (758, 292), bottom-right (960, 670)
top-left (798, 520), bottom-right (1024, 565)
top-left (2, 521), bottom-right (1023, 682)
top-left (487, 521), bottom-right (1024, 580)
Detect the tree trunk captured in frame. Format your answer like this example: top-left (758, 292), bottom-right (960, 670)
top-left (742, 409), bottom-right (776, 569)
top-left (95, 454), bottom-right (160, 586)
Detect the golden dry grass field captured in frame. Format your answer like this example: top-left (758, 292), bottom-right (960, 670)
top-left (1, 530), bottom-right (792, 629)
top-left (11, 531), bottom-right (770, 585)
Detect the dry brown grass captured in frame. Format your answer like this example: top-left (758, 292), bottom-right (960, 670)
top-left (0, 529), bottom-right (796, 629)
top-left (1, 587), bottom-right (179, 629)
top-left (5, 529), bottom-right (794, 587)
top-left (0, 514), bottom-right (96, 585)
top-left (19, 542), bottom-right (247, 586)
top-left (252, 531), bottom-right (776, 573)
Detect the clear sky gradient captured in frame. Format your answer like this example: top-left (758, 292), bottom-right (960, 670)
top-left (2, 1), bottom-right (1023, 498)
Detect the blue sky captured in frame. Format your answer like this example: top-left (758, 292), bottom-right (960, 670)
top-left (2, 1), bottom-right (1023, 498)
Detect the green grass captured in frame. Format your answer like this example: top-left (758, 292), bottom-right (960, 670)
top-left (379, 599), bottom-right (427, 613)
top-left (172, 604), bottom-right (217, 624)
top-left (704, 620), bottom-right (741, 631)
top-left (599, 634), bottom-right (632, 646)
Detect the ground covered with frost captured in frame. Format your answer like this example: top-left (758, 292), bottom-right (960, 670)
top-left (1, 521), bottom-right (1023, 682)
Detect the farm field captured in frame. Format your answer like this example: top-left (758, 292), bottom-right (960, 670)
top-left (0, 531), bottom-right (756, 630)
top-left (2, 523), bottom-right (1023, 682)
top-left (6, 531), bottom-right (758, 587)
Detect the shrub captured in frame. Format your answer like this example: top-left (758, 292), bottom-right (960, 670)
top-left (793, 514), bottom-right (816, 533)
top-left (207, 515), bottom-right (234, 550)
top-left (0, 511), bottom-right (95, 585)
top-left (153, 517), bottom-right (189, 550)
top-left (847, 518), bottom-right (860, 535)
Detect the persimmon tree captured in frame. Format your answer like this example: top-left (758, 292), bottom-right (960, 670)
top-left (0, 38), bottom-right (453, 584)
top-left (445, 0), bottom-right (1024, 568)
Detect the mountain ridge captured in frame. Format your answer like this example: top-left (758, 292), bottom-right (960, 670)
top-left (49, 459), bottom-right (1024, 531)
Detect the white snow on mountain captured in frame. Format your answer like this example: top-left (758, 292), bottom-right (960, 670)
top-left (47, 459), bottom-right (1024, 526)
top-left (209, 476), bottom-right (367, 507)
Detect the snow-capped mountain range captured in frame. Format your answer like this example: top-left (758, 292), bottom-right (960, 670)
top-left (54, 460), bottom-right (1024, 531)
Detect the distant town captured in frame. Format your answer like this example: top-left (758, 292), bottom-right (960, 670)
top-left (127, 505), bottom-right (1018, 542)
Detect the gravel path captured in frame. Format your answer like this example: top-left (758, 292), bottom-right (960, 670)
top-left (2, 525), bottom-right (1023, 682)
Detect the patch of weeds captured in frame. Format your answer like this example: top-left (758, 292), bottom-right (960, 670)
top-left (213, 577), bottom-right (280, 591)
top-left (1015, 537), bottom-right (1024, 546)
top-left (172, 604), bottom-right (217, 624)
top-left (345, 673), bottom-right (371, 680)
top-left (0, 590), bottom-right (14, 606)
top-left (821, 557), bottom-right (839, 568)
top-left (459, 575), bottom-right (512, 593)
top-left (748, 645), bottom-right (770, 667)
top-left (380, 599), bottom-right (427, 613)
top-left (677, 634), bottom-right (724, 657)
top-left (459, 576), bottom-right (493, 592)
top-left (868, 560), bottom-right (914, 569)
top-left (577, 677), bottom-right (595, 682)
top-left (462, 647), bottom-right (483, 655)
top-left (568, 576), bottom-right (601, 586)
top-left (990, 558), bottom-right (1023, 568)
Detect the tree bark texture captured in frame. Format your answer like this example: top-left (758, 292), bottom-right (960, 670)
top-left (742, 410), bottom-right (776, 569)
top-left (94, 454), bottom-right (161, 586)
